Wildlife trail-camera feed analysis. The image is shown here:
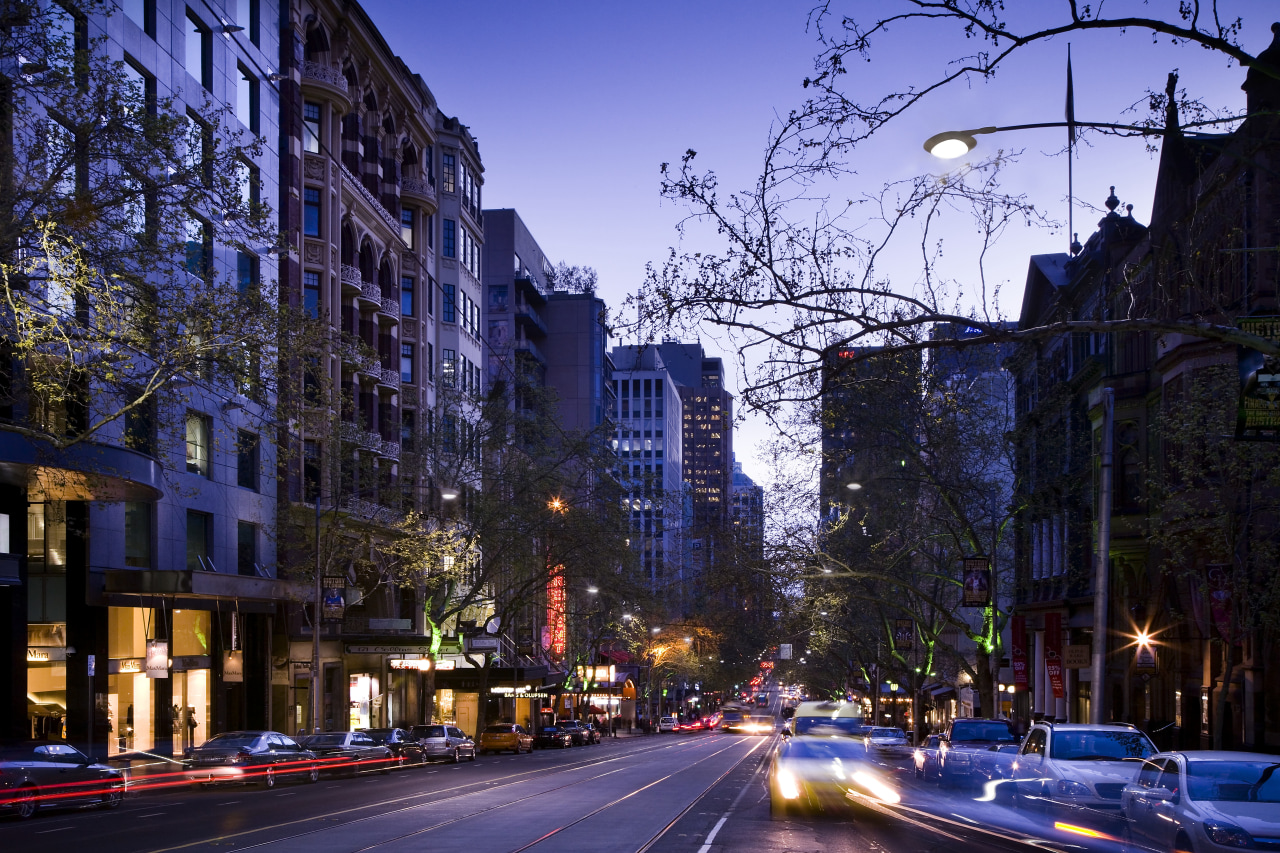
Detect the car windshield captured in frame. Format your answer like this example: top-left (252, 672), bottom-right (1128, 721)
top-left (1050, 731), bottom-right (1154, 760)
top-left (793, 716), bottom-right (866, 736)
top-left (949, 721), bottom-right (1017, 742)
top-left (1186, 760), bottom-right (1280, 803)
top-left (413, 726), bottom-right (447, 738)
top-left (303, 734), bottom-right (348, 746)
top-left (201, 733), bottom-right (263, 749)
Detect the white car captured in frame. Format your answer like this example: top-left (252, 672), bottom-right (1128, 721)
top-left (658, 716), bottom-right (677, 733)
top-left (1121, 750), bottom-right (1280, 853)
top-left (1011, 722), bottom-right (1156, 811)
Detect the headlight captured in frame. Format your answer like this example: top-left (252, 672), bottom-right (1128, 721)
top-left (1203, 820), bottom-right (1252, 847)
top-left (775, 767), bottom-right (801, 800)
top-left (1056, 779), bottom-right (1091, 796)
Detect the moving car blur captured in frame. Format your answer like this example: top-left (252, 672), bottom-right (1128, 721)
top-left (0, 741), bottom-right (127, 819)
top-left (184, 731), bottom-right (319, 789)
top-left (768, 734), bottom-right (901, 818)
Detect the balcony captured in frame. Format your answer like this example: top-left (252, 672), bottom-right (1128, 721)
top-left (356, 280), bottom-right (381, 309)
top-left (300, 61), bottom-right (351, 111)
top-left (341, 264), bottom-right (362, 295)
top-left (400, 176), bottom-right (438, 212)
top-left (379, 297), bottom-right (400, 323)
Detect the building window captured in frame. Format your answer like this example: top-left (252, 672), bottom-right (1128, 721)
top-left (443, 283), bottom-right (455, 323)
top-left (303, 102), bottom-right (322, 154)
top-left (304, 271), bottom-right (321, 317)
top-left (185, 10), bottom-right (211, 90)
top-left (123, 0), bottom-right (156, 38)
top-left (442, 218), bottom-right (456, 258)
top-left (442, 151), bottom-right (455, 193)
top-left (185, 411), bottom-right (211, 477)
top-left (303, 187), bottom-right (321, 236)
top-left (186, 510), bottom-right (210, 571)
top-left (237, 430), bottom-right (259, 490)
top-left (442, 349), bottom-right (456, 387)
top-left (237, 521), bottom-right (257, 576)
top-left (400, 276), bottom-right (414, 317)
top-left (400, 343), bottom-right (414, 383)
top-left (400, 208), bottom-right (414, 249)
top-left (124, 502), bottom-right (151, 568)
top-left (236, 64), bottom-right (259, 134)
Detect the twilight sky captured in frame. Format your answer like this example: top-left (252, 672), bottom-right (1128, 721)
top-left (360, 0), bottom-right (1276, 482)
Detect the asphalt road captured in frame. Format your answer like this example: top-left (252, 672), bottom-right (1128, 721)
top-left (5, 711), bottom-right (1140, 853)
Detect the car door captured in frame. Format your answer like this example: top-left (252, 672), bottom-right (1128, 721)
top-left (1015, 728), bottom-right (1049, 795)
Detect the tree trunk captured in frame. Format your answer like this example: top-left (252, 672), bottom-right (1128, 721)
top-left (1213, 640), bottom-right (1235, 750)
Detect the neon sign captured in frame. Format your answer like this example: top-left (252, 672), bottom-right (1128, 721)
top-left (547, 565), bottom-right (566, 661)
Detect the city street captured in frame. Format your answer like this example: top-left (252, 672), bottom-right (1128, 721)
top-left (5, 728), bottom-right (1138, 853)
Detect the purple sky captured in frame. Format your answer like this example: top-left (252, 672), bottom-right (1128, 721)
top-left (361, 1), bottom-right (1275, 482)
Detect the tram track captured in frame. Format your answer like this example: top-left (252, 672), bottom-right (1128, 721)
top-left (139, 735), bottom-right (738, 853)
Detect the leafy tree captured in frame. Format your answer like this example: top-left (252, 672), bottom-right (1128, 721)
top-left (1, 1), bottom-right (278, 459)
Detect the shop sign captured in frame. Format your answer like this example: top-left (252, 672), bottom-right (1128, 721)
top-left (1063, 643), bottom-right (1091, 669)
top-left (961, 557), bottom-right (991, 607)
top-left (146, 640), bottom-right (169, 679)
top-left (1044, 613), bottom-right (1065, 700)
top-left (222, 650), bottom-right (244, 683)
top-left (110, 658), bottom-right (144, 675)
top-left (26, 647), bottom-right (67, 662)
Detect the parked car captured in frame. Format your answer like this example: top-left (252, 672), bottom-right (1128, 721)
top-left (478, 723), bottom-right (533, 755)
top-left (1121, 750), bottom-right (1280, 853)
top-left (408, 724), bottom-right (476, 763)
top-left (534, 726), bottom-right (573, 749)
top-left (937, 718), bottom-right (1020, 788)
top-left (0, 740), bottom-right (127, 819)
top-left (913, 734), bottom-right (942, 781)
top-left (769, 734), bottom-right (901, 818)
top-left (557, 720), bottom-right (589, 746)
top-left (299, 731), bottom-right (394, 776)
top-left (658, 716), bottom-right (677, 733)
top-left (362, 728), bottom-right (426, 766)
top-left (184, 731), bottom-right (319, 789)
top-left (1011, 721), bottom-right (1155, 811)
top-left (864, 727), bottom-right (912, 757)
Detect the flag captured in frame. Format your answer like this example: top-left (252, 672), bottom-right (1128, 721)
top-left (1066, 45), bottom-right (1076, 146)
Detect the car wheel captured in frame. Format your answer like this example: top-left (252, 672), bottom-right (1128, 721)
top-left (259, 766), bottom-right (276, 789)
top-left (13, 786), bottom-right (38, 819)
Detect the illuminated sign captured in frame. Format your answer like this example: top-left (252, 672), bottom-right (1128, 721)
top-left (547, 565), bottom-right (566, 661)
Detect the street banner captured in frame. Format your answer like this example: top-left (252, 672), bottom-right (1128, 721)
top-left (961, 557), bottom-right (991, 607)
top-left (1044, 612), bottom-right (1065, 700)
top-left (893, 619), bottom-right (914, 651)
top-left (1011, 616), bottom-right (1028, 689)
top-left (1236, 316), bottom-right (1280, 440)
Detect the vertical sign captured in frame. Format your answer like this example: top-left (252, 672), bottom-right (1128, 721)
top-left (547, 565), bottom-right (566, 661)
top-left (961, 557), bottom-right (991, 607)
top-left (146, 640), bottom-right (169, 679)
top-left (1010, 616), bottom-right (1028, 690)
top-left (1044, 612), bottom-right (1065, 700)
